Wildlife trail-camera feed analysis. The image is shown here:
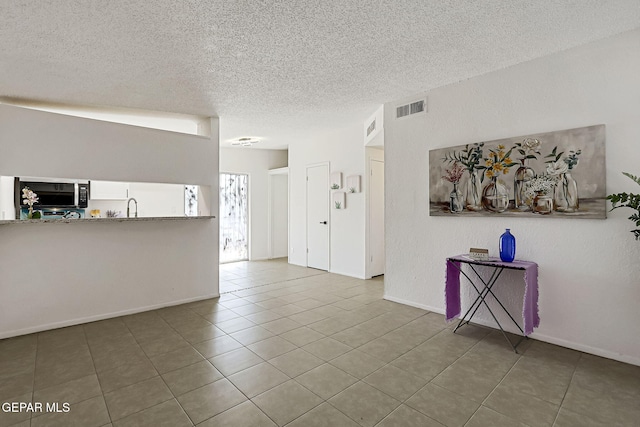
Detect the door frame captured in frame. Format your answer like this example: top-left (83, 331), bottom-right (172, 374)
top-left (306, 162), bottom-right (330, 270)
top-left (267, 167), bottom-right (289, 260)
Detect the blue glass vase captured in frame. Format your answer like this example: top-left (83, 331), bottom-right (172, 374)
top-left (499, 229), bottom-right (516, 262)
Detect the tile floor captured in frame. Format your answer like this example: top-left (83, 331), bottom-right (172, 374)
top-left (1, 259), bottom-right (639, 426)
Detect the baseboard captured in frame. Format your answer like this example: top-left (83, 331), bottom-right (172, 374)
top-left (382, 294), bottom-right (640, 367)
top-left (383, 294), bottom-right (441, 313)
top-left (329, 269), bottom-right (367, 280)
top-left (0, 293), bottom-right (220, 340)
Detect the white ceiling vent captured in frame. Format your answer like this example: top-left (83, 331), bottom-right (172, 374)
top-left (366, 119), bottom-right (376, 137)
top-left (396, 98), bottom-right (426, 119)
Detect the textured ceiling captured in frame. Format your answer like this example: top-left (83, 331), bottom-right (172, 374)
top-left (1, 1), bottom-right (639, 149)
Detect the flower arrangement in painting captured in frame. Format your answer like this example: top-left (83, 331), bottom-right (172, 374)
top-left (546, 147), bottom-right (582, 212)
top-left (22, 187), bottom-right (40, 219)
top-left (442, 143), bottom-right (486, 211)
top-left (525, 175), bottom-right (557, 199)
top-left (334, 201), bottom-right (342, 209)
top-left (349, 187), bottom-right (356, 193)
top-left (515, 138), bottom-right (542, 162)
top-left (331, 184), bottom-right (340, 190)
top-left (607, 172), bottom-right (640, 240)
top-left (481, 145), bottom-right (518, 179)
top-left (441, 162), bottom-right (465, 184)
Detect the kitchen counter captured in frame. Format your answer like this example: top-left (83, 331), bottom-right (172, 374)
top-left (0, 215), bottom-right (216, 225)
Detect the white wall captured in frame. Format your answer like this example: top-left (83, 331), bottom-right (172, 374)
top-left (269, 172), bottom-right (289, 259)
top-left (0, 105), bottom-right (219, 338)
top-left (219, 148), bottom-right (288, 260)
top-left (289, 124), bottom-right (367, 278)
top-left (384, 29), bottom-right (640, 365)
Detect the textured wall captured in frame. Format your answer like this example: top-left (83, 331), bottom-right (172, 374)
top-left (384, 29), bottom-right (640, 365)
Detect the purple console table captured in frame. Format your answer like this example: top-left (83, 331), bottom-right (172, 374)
top-left (446, 255), bottom-right (539, 352)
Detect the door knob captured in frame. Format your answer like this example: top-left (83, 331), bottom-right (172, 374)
top-left (319, 221), bottom-right (327, 224)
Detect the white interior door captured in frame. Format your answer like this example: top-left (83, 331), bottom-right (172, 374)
top-left (370, 159), bottom-right (385, 276)
top-left (306, 164), bottom-right (329, 270)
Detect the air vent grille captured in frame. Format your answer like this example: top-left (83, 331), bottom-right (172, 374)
top-left (366, 119), bottom-right (376, 137)
top-left (396, 99), bottom-right (425, 119)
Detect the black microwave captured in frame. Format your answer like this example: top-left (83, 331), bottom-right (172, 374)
top-left (16, 179), bottom-right (89, 209)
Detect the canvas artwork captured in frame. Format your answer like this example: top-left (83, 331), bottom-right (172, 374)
top-left (429, 125), bottom-right (606, 218)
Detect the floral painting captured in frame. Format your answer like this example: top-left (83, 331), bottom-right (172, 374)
top-left (429, 125), bottom-right (606, 218)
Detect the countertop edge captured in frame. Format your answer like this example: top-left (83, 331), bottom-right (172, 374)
top-left (0, 216), bottom-right (216, 225)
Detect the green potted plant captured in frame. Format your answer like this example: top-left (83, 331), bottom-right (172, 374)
top-left (607, 172), bottom-right (640, 240)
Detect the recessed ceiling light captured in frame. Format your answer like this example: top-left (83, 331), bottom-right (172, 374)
top-left (231, 137), bottom-right (260, 147)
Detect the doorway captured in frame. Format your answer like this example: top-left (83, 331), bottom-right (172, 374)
top-left (219, 173), bottom-right (248, 263)
top-left (369, 158), bottom-right (385, 277)
top-left (306, 163), bottom-right (329, 270)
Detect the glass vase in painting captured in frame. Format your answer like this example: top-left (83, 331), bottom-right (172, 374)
top-left (481, 178), bottom-right (509, 213)
top-left (449, 183), bottom-right (463, 213)
top-left (533, 192), bottom-right (553, 215)
top-left (514, 160), bottom-right (535, 211)
top-left (554, 172), bottom-right (579, 212)
top-left (465, 169), bottom-right (483, 211)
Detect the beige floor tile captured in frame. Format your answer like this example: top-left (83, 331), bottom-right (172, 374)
top-left (498, 354), bottom-right (573, 405)
top-left (177, 378), bottom-right (247, 424)
top-left (329, 350), bottom-right (385, 379)
top-left (0, 392), bottom-right (32, 427)
top-left (104, 376), bottom-right (173, 421)
top-left (330, 327), bottom-right (377, 348)
top-left (162, 360), bottom-right (223, 397)
top-left (329, 381), bottom-right (400, 427)
top-left (279, 327), bottom-right (325, 347)
top-left (193, 335), bottom-right (243, 358)
top-left (302, 337), bottom-right (352, 361)
top-left (553, 407), bottom-right (609, 427)
top-left (260, 318), bottom-right (303, 335)
top-left (33, 374), bottom-right (101, 407)
top-left (252, 380), bottom-right (323, 426)
top-left (197, 400), bottom-right (276, 427)
top-left (465, 406), bottom-right (528, 427)
top-left (227, 326), bottom-right (276, 348)
top-left (149, 346), bottom-right (204, 374)
top-left (213, 317), bottom-right (256, 334)
top-left (87, 332), bottom-right (139, 355)
top-left (37, 326), bottom-right (87, 353)
top-left (0, 335), bottom-right (37, 365)
top-left (269, 304), bottom-right (306, 316)
top-left (179, 325), bottom-right (226, 344)
top-left (268, 349), bottom-right (324, 377)
top-left (0, 354), bottom-right (35, 381)
top-left (376, 404), bottom-right (444, 427)
top-left (286, 403), bottom-right (360, 427)
top-left (230, 303), bottom-right (269, 316)
top-left (97, 358), bottom-right (158, 393)
top-left (405, 383), bottom-right (479, 427)
top-left (295, 364), bottom-right (358, 400)
top-left (112, 398), bottom-right (192, 427)
top-left (31, 395), bottom-right (110, 427)
top-left (287, 310), bottom-right (328, 326)
top-left (0, 371), bottom-right (33, 401)
top-left (484, 382), bottom-right (559, 427)
top-left (138, 333), bottom-right (191, 358)
top-left (210, 347), bottom-right (264, 376)
top-left (92, 345), bottom-right (149, 373)
top-left (34, 352), bottom-right (96, 391)
top-left (243, 311), bottom-right (284, 325)
top-left (228, 362), bottom-right (289, 398)
top-left (363, 365), bottom-right (428, 401)
top-left (247, 336), bottom-right (297, 360)
top-left (203, 309), bottom-right (241, 324)
top-left (84, 318), bottom-right (130, 340)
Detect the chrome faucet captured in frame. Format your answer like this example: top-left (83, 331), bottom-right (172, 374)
top-left (127, 198), bottom-right (138, 218)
